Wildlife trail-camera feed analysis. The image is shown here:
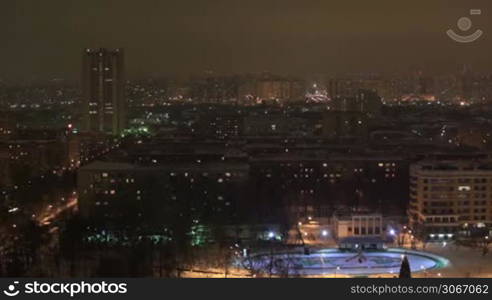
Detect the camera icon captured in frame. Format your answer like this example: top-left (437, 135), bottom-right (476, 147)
top-left (447, 9), bottom-right (483, 43)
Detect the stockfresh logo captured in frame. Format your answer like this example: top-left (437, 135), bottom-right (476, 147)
top-left (3, 281), bottom-right (20, 297)
top-left (2, 281), bottom-right (127, 297)
top-left (447, 9), bottom-right (483, 43)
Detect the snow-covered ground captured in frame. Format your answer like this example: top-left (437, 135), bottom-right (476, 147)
top-left (416, 242), bottom-right (492, 278)
top-left (180, 240), bottom-right (492, 278)
top-left (243, 248), bottom-right (447, 276)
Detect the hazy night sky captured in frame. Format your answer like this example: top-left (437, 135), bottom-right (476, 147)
top-left (2, 0), bottom-right (492, 81)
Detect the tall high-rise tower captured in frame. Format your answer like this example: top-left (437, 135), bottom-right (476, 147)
top-left (82, 48), bottom-right (126, 135)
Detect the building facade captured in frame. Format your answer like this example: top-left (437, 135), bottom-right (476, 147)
top-left (82, 48), bottom-right (126, 135)
top-left (409, 160), bottom-right (492, 239)
top-left (332, 213), bottom-right (389, 250)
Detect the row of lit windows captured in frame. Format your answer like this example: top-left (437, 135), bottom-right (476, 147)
top-left (423, 200), bottom-right (488, 206)
top-left (378, 163), bottom-right (396, 167)
top-left (425, 217), bottom-right (457, 223)
top-left (423, 185), bottom-right (489, 191)
top-left (100, 172), bottom-right (237, 178)
top-left (423, 194), bottom-right (488, 199)
top-left (423, 208), bottom-right (488, 215)
top-left (351, 227), bottom-right (381, 235)
top-left (422, 178), bottom-right (489, 184)
top-left (461, 215), bottom-right (488, 221)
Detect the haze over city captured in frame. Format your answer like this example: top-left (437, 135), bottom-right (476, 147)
top-left (2, 0), bottom-right (492, 81)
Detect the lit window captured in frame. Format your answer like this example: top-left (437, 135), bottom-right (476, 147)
top-left (458, 186), bottom-right (471, 192)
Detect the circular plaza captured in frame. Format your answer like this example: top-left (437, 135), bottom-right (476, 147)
top-left (241, 248), bottom-right (449, 276)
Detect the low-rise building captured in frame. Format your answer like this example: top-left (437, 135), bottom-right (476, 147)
top-left (332, 213), bottom-right (392, 250)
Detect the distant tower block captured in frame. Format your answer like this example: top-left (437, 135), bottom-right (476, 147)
top-left (82, 48), bottom-right (126, 135)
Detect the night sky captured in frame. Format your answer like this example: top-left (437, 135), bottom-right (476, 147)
top-left (2, 0), bottom-right (492, 80)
